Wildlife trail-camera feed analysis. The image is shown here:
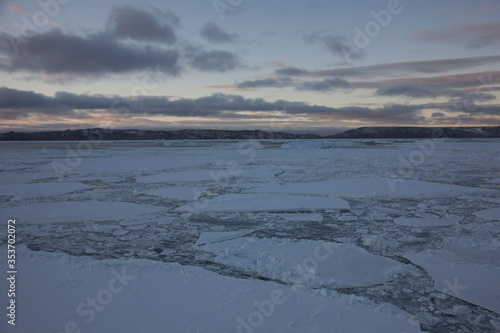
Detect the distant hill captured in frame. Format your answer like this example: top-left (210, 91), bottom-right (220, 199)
top-left (0, 128), bottom-right (321, 141)
top-left (327, 126), bottom-right (500, 139)
top-left (1, 126), bottom-right (499, 141)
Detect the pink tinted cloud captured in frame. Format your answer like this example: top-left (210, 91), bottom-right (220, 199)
top-left (409, 21), bottom-right (500, 49)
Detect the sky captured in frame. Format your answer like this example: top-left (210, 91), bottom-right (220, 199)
top-left (0, 0), bottom-right (499, 134)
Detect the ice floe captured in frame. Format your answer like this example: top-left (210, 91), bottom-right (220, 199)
top-left (394, 217), bottom-right (458, 227)
top-left (405, 236), bottom-right (500, 314)
top-left (175, 193), bottom-right (350, 213)
top-left (0, 201), bottom-right (163, 224)
top-left (276, 213), bottom-right (324, 222)
top-left (196, 235), bottom-right (408, 288)
top-left (475, 207), bottom-right (500, 221)
top-left (247, 177), bottom-right (491, 197)
top-left (0, 246), bottom-right (422, 333)
top-left (0, 182), bottom-right (90, 199)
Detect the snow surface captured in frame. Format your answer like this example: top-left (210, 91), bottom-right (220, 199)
top-left (394, 217), bottom-right (458, 227)
top-left (246, 177), bottom-right (490, 198)
top-left (142, 186), bottom-right (203, 201)
top-left (406, 249), bottom-right (500, 314)
top-left (475, 207), bottom-right (500, 221)
top-left (175, 193), bottom-right (350, 213)
top-left (0, 201), bottom-right (163, 224)
top-left (196, 235), bottom-right (408, 288)
top-left (0, 246), bottom-right (422, 333)
top-left (0, 181), bottom-right (90, 198)
top-left (2, 139), bottom-right (499, 332)
top-left (277, 213), bottom-right (324, 222)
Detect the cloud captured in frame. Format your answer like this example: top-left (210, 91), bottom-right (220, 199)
top-left (0, 29), bottom-right (181, 76)
top-left (2, 88), bottom-right (498, 126)
top-left (0, 6), bottom-right (243, 78)
top-left (409, 21), bottom-right (500, 49)
top-left (0, 0), bottom-right (6, 15)
top-left (303, 31), bottom-right (365, 62)
top-left (309, 56), bottom-right (500, 78)
top-left (376, 71), bottom-right (500, 90)
top-left (0, 87), bottom-right (421, 124)
top-left (376, 84), bottom-right (436, 98)
top-left (236, 78), bottom-right (292, 89)
top-left (297, 78), bottom-right (350, 91)
top-left (200, 22), bottom-right (237, 43)
top-left (186, 48), bottom-right (241, 72)
top-left (106, 5), bottom-right (179, 44)
top-left (274, 67), bottom-right (309, 76)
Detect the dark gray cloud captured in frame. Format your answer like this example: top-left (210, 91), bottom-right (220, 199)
top-left (0, 87), bottom-right (420, 124)
top-left (200, 22), bottom-right (237, 43)
top-left (274, 67), bottom-right (309, 76)
top-left (106, 5), bottom-right (179, 44)
top-left (236, 78), bottom-right (293, 89)
top-left (376, 84), bottom-right (436, 98)
top-left (297, 78), bottom-right (350, 91)
top-left (186, 48), bottom-right (240, 72)
top-left (0, 6), bottom-right (243, 78)
top-left (0, 29), bottom-right (181, 76)
top-left (2, 87), bottom-right (498, 125)
top-left (0, 87), bottom-right (52, 108)
top-left (303, 31), bottom-right (365, 62)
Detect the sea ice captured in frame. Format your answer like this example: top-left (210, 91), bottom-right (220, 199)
top-left (0, 182), bottom-right (91, 199)
top-left (0, 201), bottom-right (163, 224)
top-left (196, 236), bottom-right (408, 288)
top-left (281, 140), bottom-right (333, 149)
top-left (0, 246), bottom-right (422, 333)
top-left (405, 237), bottom-right (500, 314)
top-left (174, 193), bottom-right (350, 213)
top-left (394, 217), bottom-right (458, 227)
top-left (142, 186), bottom-right (204, 201)
top-left (277, 213), bottom-right (324, 222)
top-left (247, 177), bottom-right (491, 197)
top-left (475, 207), bottom-right (500, 221)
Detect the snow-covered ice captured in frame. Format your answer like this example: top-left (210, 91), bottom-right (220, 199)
top-left (247, 177), bottom-right (491, 198)
top-left (0, 246), bottom-right (421, 333)
top-left (0, 201), bottom-right (163, 224)
top-left (394, 217), bottom-right (458, 227)
top-left (277, 213), bottom-right (324, 222)
top-left (475, 207), bottom-right (500, 221)
top-left (196, 235), bottom-right (408, 288)
top-left (0, 181), bottom-right (91, 199)
top-left (1, 139), bottom-right (499, 332)
top-left (405, 249), bottom-right (500, 314)
top-left (175, 193), bottom-right (351, 213)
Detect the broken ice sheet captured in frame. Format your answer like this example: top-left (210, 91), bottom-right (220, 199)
top-left (174, 193), bottom-right (350, 213)
top-left (405, 236), bottom-right (500, 314)
top-left (0, 245), bottom-right (422, 333)
top-left (0, 201), bottom-right (163, 224)
top-left (196, 235), bottom-right (409, 288)
top-left (394, 217), bottom-right (458, 227)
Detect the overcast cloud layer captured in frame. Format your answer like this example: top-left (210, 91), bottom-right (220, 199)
top-left (0, 1), bottom-right (498, 132)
